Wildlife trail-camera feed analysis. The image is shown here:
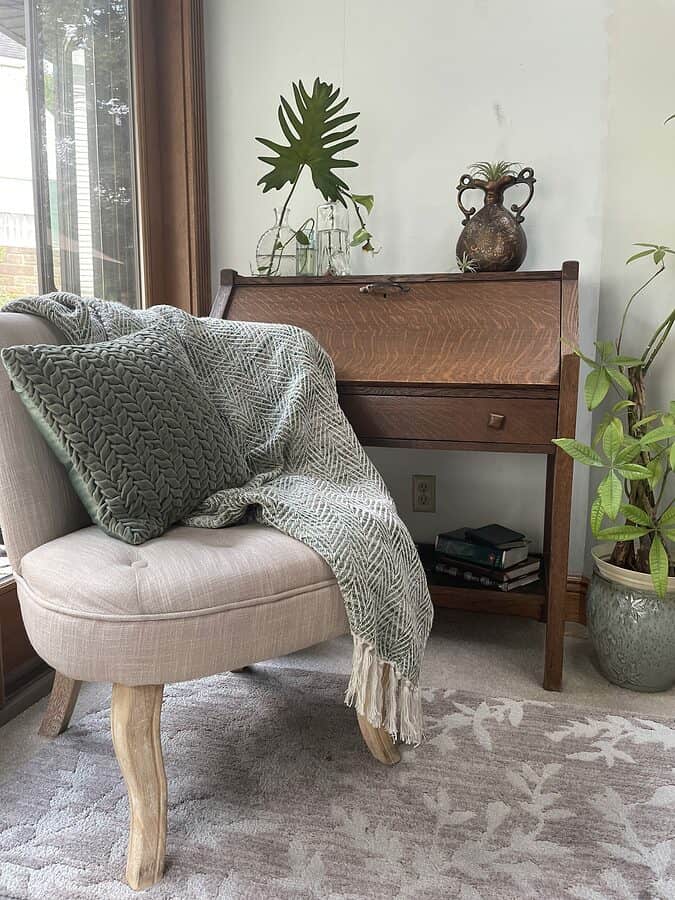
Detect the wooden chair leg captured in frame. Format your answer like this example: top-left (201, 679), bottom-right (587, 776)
top-left (357, 714), bottom-right (401, 765)
top-left (38, 672), bottom-right (82, 737)
top-left (111, 684), bottom-right (167, 891)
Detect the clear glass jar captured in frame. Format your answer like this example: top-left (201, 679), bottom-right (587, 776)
top-left (316, 202), bottom-right (350, 276)
top-left (296, 223), bottom-right (317, 276)
top-left (255, 207), bottom-right (297, 276)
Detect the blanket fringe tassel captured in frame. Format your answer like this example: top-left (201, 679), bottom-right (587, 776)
top-left (344, 634), bottom-right (423, 747)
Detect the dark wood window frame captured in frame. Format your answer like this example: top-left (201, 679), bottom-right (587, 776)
top-left (1, 0), bottom-right (211, 724)
top-left (130, 0), bottom-right (211, 316)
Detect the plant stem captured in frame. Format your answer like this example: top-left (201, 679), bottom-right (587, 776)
top-left (348, 194), bottom-right (368, 233)
top-left (656, 467), bottom-right (672, 507)
top-left (277, 217), bottom-right (314, 254)
top-left (266, 165), bottom-right (304, 276)
top-left (610, 366), bottom-right (657, 572)
top-left (616, 264), bottom-right (665, 354)
top-left (642, 307), bottom-right (675, 371)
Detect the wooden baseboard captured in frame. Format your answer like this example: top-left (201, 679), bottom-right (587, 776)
top-left (565, 575), bottom-right (588, 625)
top-left (1, 575), bottom-right (53, 724)
top-left (0, 667), bottom-right (54, 728)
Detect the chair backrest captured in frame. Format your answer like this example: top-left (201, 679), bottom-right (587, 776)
top-left (0, 312), bottom-right (88, 572)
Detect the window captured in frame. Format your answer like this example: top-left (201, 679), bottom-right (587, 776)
top-left (0, 0), bottom-right (140, 307)
top-left (0, 8), bottom-right (38, 305)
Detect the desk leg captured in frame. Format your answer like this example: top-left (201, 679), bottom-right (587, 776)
top-left (543, 448), bottom-right (574, 691)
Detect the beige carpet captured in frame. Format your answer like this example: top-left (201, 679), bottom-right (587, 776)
top-left (1, 665), bottom-right (675, 899)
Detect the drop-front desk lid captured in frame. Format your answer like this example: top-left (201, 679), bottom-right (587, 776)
top-left (212, 265), bottom-right (578, 391)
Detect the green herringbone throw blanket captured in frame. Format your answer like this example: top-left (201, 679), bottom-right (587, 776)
top-left (5, 293), bottom-right (433, 744)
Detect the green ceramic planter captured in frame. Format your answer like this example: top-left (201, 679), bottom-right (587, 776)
top-left (587, 546), bottom-right (675, 692)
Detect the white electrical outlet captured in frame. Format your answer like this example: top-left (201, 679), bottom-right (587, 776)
top-left (412, 474), bottom-right (436, 513)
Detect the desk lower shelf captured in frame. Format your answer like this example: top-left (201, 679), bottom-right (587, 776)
top-left (419, 543), bottom-right (546, 621)
top-left (428, 574), bottom-right (546, 620)
top-left (427, 568), bottom-right (587, 625)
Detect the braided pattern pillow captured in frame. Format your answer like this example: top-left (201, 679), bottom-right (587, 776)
top-left (1, 326), bottom-right (248, 545)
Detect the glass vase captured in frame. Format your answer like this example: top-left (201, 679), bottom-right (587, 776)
top-left (296, 223), bottom-right (317, 276)
top-left (316, 202), bottom-right (350, 276)
top-left (255, 207), bottom-right (297, 276)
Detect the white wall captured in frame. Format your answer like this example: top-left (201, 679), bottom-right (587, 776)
top-left (205, 0), bottom-right (614, 570)
top-left (584, 0), bottom-right (675, 564)
top-left (597, 0), bottom-right (674, 423)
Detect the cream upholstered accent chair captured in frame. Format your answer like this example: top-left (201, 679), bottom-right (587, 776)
top-left (0, 312), bottom-right (399, 891)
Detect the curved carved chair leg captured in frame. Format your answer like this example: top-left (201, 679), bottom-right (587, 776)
top-left (357, 714), bottom-right (401, 765)
top-left (111, 684), bottom-right (167, 891)
top-left (38, 672), bottom-right (82, 738)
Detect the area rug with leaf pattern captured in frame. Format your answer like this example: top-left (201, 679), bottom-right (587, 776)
top-left (1, 667), bottom-right (674, 899)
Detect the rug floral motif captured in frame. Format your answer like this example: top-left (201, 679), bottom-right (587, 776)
top-left (1, 668), bottom-right (674, 899)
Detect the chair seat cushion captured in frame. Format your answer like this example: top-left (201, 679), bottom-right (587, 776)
top-left (17, 522), bottom-right (348, 684)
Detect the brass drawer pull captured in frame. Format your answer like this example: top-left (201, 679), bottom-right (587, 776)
top-left (488, 413), bottom-right (506, 429)
top-left (359, 282), bottom-right (410, 297)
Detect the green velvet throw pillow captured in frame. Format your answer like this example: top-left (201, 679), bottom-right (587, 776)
top-left (1, 327), bottom-right (248, 545)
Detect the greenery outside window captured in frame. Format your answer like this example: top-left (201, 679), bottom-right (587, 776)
top-left (0, 0), bottom-right (140, 308)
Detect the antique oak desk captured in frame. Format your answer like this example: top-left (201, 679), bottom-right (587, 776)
top-left (211, 262), bottom-right (580, 691)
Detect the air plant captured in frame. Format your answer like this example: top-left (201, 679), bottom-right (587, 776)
top-left (256, 78), bottom-right (378, 275)
top-left (455, 252), bottom-right (478, 273)
top-left (468, 160), bottom-right (521, 182)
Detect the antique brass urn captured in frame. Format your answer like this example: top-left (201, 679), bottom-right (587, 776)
top-left (455, 162), bottom-right (536, 272)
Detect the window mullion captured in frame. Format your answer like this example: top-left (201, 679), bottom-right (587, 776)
top-left (24, 0), bottom-right (55, 294)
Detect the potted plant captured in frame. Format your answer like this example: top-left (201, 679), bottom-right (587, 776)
top-left (255, 78), bottom-right (378, 276)
top-left (554, 243), bottom-right (675, 690)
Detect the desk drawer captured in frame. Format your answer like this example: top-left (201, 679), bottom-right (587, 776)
top-left (339, 395), bottom-right (558, 445)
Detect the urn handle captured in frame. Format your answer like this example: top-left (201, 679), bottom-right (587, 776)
top-left (508, 167), bottom-right (536, 224)
top-left (456, 174), bottom-right (484, 226)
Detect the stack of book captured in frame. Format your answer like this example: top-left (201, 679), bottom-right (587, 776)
top-left (433, 524), bottom-right (541, 592)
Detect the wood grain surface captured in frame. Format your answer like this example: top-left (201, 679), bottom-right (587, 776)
top-left (111, 684), bottom-right (167, 891)
top-left (430, 576), bottom-right (587, 624)
top-left (38, 673), bottom-right (81, 738)
top-left (541, 261), bottom-right (580, 690)
top-left (431, 581), bottom-right (545, 619)
top-left (339, 395), bottom-right (558, 445)
top-left (0, 579), bottom-right (49, 713)
top-left (214, 264), bottom-right (581, 690)
top-left (225, 276), bottom-right (561, 387)
top-left (131, 0), bottom-right (211, 315)
top-left (357, 713), bottom-right (401, 765)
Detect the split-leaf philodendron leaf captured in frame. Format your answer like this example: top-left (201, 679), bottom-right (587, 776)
top-left (256, 78), bottom-right (360, 204)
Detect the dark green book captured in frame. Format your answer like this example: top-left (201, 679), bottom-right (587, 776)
top-left (434, 528), bottom-right (529, 569)
top-left (465, 523), bottom-right (527, 550)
